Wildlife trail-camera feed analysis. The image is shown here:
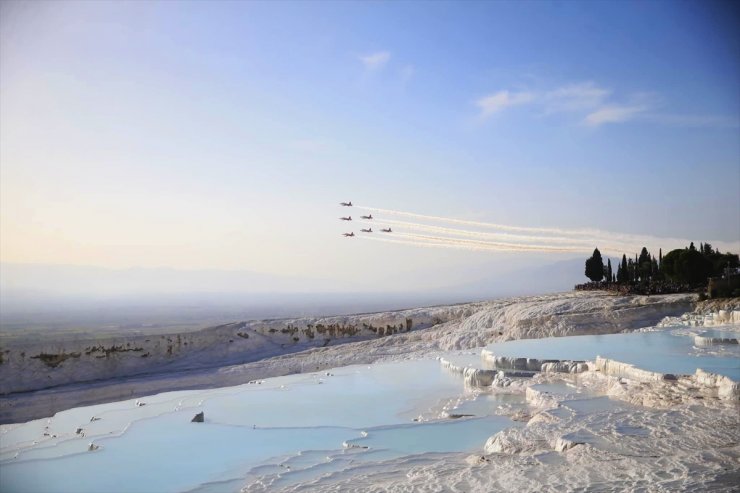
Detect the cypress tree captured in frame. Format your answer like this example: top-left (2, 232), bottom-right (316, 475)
top-left (585, 248), bottom-right (605, 282)
top-left (638, 247), bottom-right (650, 265)
top-left (621, 254), bottom-right (628, 284)
top-left (634, 254), bottom-right (639, 281)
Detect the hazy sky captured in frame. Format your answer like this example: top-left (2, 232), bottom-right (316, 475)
top-left (1, 0), bottom-right (738, 292)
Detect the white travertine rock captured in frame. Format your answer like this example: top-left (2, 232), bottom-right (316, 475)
top-left (709, 309), bottom-right (740, 325)
top-left (462, 367), bottom-right (497, 387)
top-left (553, 437), bottom-right (582, 452)
top-left (541, 361), bottom-right (589, 373)
top-left (484, 429), bottom-right (549, 455)
top-left (482, 351), bottom-right (587, 374)
top-left (594, 357), bottom-right (676, 383)
top-left (694, 335), bottom-right (739, 346)
top-left (438, 357), bottom-right (497, 387)
top-left (694, 369), bottom-right (740, 400)
top-left (525, 387), bottom-right (560, 409)
top-left (0, 291), bottom-right (697, 423)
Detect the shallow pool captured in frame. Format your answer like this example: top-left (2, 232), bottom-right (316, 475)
top-left (484, 325), bottom-right (740, 379)
top-left (0, 358), bottom-right (519, 493)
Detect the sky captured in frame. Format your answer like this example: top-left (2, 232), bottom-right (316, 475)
top-left (1, 0), bottom-right (739, 298)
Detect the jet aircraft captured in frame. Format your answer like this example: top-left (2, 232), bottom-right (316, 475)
top-left (340, 201), bottom-right (353, 207)
top-left (361, 228), bottom-right (372, 233)
top-left (342, 232), bottom-right (355, 237)
top-left (360, 214), bottom-right (373, 220)
top-left (381, 228), bottom-right (392, 233)
top-left (339, 216), bottom-right (352, 221)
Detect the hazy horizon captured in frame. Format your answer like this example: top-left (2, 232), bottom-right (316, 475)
top-left (0, 257), bottom-right (591, 331)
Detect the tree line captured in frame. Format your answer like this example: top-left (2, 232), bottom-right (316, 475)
top-left (584, 242), bottom-right (739, 287)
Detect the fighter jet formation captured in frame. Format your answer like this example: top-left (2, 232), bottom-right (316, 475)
top-left (336, 201), bottom-right (602, 254)
top-left (339, 201), bottom-right (391, 237)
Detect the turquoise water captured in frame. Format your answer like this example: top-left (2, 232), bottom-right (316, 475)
top-left (0, 359), bottom-right (513, 493)
top-left (451, 392), bottom-right (525, 416)
top-left (698, 329), bottom-right (739, 340)
top-left (485, 327), bottom-right (740, 380)
top-left (1, 421), bottom-right (356, 493)
top-left (345, 415), bottom-right (520, 454)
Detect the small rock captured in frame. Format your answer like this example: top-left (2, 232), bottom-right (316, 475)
top-left (465, 454), bottom-right (490, 465)
top-left (191, 412), bottom-right (205, 423)
top-left (88, 443), bottom-right (99, 451)
top-left (555, 437), bottom-right (584, 452)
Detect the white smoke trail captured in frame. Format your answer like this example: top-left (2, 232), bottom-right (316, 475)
top-left (354, 205), bottom-right (602, 237)
top-left (373, 218), bottom-right (595, 245)
top-left (358, 235), bottom-right (477, 251)
top-left (392, 232), bottom-right (586, 253)
top-left (354, 205), bottom-right (739, 256)
top-left (355, 218), bottom-right (633, 254)
top-left (358, 234), bottom-right (568, 253)
top-left (357, 229), bottom-right (587, 253)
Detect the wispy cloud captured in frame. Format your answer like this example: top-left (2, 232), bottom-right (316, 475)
top-left (476, 83), bottom-right (611, 121)
top-left (583, 104), bottom-right (648, 126)
top-left (543, 81), bottom-right (610, 113)
top-left (360, 51), bottom-right (391, 70)
top-left (476, 90), bottom-right (536, 118)
top-left (475, 81), bottom-right (731, 128)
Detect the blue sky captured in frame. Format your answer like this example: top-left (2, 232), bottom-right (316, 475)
top-left (1, 0), bottom-right (738, 292)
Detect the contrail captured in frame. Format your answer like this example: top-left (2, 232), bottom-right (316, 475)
top-left (354, 205), bottom-right (602, 237)
top-left (372, 218), bottom-right (595, 245)
top-left (359, 235), bottom-right (476, 251)
top-left (358, 230), bottom-right (588, 253)
top-left (356, 218), bottom-right (633, 254)
top-left (358, 234), bottom-right (560, 253)
top-left (354, 205), bottom-right (740, 255)
top-left (350, 205), bottom-right (740, 256)
top-left (393, 232), bottom-right (586, 253)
